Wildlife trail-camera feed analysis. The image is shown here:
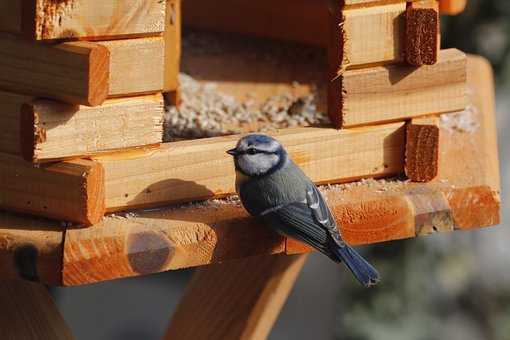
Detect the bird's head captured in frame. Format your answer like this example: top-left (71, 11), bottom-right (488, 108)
top-left (227, 134), bottom-right (287, 177)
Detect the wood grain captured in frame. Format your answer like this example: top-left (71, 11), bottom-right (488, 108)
top-left (1, 0), bottom-right (165, 40)
top-left (405, 117), bottom-right (440, 182)
top-left (164, 0), bottom-right (181, 93)
top-left (406, 0), bottom-right (439, 66)
top-left (19, 93), bottom-right (164, 162)
top-left (439, 0), bottom-right (467, 15)
top-left (0, 280), bottom-right (73, 339)
top-left (0, 35), bottom-right (109, 106)
top-left (96, 123), bottom-right (406, 212)
top-left (99, 37), bottom-right (165, 98)
top-left (0, 155), bottom-right (105, 225)
top-left (63, 203), bottom-right (285, 285)
top-left (165, 254), bottom-right (307, 340)
top-left (330, 49), bottom-right (467, 128)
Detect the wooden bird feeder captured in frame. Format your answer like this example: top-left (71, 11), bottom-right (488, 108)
top-left (0, 0), bottom-right (500, 339)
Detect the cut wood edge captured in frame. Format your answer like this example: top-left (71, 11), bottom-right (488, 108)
top-left (18, 93), bottom-right (164, 163)
top-left (0, 157), bottom-right (106, 226)
top-left (405, 117), bottom-right (440, 182)
top-left (406, 1), bottom-right (439, 66)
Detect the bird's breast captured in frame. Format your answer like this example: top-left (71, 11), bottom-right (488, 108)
top-left (235, 170), bottom-right (249, 193)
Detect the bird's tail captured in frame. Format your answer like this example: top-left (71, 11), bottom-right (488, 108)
top-left (330, 239), bottom-right (380, 287)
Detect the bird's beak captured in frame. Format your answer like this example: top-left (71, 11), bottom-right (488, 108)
top-left (227, 148), bottom-right (238, 156)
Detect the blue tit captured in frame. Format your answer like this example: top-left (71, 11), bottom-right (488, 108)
top-left (227, 134), bottom-right (379, 287)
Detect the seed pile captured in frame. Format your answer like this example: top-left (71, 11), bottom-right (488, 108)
top-left (164, 74), bottom-right (329, 141)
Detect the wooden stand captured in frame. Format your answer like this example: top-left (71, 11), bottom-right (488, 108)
top-left (0, 54), bottom-right (500, 340)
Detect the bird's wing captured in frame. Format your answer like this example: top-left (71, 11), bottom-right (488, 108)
top-left (260, 184), bottom-right (340, 256)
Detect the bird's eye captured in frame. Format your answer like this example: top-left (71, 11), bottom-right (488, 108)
top-left (246, 148), bottom-right (257, 155)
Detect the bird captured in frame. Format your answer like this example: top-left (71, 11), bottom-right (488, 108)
top-left (227, 134), bottom-right (380, 287)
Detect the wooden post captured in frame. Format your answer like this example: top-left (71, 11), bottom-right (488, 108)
top-left (0, 280), bottom-right (73, 340)
top-left (164, 254), bottom-right (307, 340)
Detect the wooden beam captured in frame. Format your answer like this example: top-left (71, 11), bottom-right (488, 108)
top-left (164, 254), bottom-right (307, 340)
top-left (439, 0), bottom-right (467, 15)
top-left (405, 117), bottom-right (440, 182)
top-left (164, 0), bottom-right (181, 94)
top-left (96, 123), bottom-right (406, 212)
top-left (0, 280), bottom-right (73, 339)
top-left (406, 0), bottom-right (439, 66)
top-left (0, 212), bottom-right (64, 284)
top-left (0, 155), bottom-right (105, 225)
top-left (17, 93), bottom-right (164, 162)
top-left (99, 37), bottom-right (165, 98)
top-left (329, 48), bottom-right (467, 128)
top-left (0, 35), bottom-right (109, 106)
top-left (0, 0), bottom-right (165, 40)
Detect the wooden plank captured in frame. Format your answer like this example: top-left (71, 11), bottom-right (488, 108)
top-left (17, 93), bottom-right (164, 162)
top-left (0, 0), bottom-right (165, 40)
top-left (164, 254), bottom-right (307, 340)
top-left (62, 202), bottom-right (285, 285)
top-left (0, 212), bottom-right (64, 284)
top-left (96, 123), bottom-right (406, 212)
top-left (406, 0), bottom-right (439, 66)
top-left (99, 37), bottom-right (165, 98)
top-left (164, 0), bottom-right (181, 93)
top-left (329, 49), bottom-right (467, 128)
top-left (0, 280), bottom-right (73, 339)
top-left (405, 117), bottom-right (440, 182)
top-left (439, 0), bottom-right (467, 15)
top-left (0, 155), bottom-right (105, 225)
top-left (0, 35), bottom-right (109, 106)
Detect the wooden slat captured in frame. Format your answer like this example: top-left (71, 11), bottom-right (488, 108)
top-left (405, 117), bottom-right (440, 182)
top-left (406, 0), bottom-right (439, 66)
top-left (18, 93), bottom-right (164, 162)
top-left (96, 123), bottom-right (406, 212)
top-left (439, 0), bottom-right (467, 15)
top-left (329, 49), bottom-right (467, 128)
top-left (0, 0), bottom-right (165, 40)
top-left (0, 280), bottom-right (73, 339)
top-left (63, 202), bottom-right (285, 285)
top-left (0, 35), bottom-right (109, 106)
top-left (165, 254), bottom-right (307, 340)
top-left (99, 37), bottom-right (165, 98)
top-left (0, 213), bottom-right (64, 284)
top-left (0, 155), bottom-right (105, 225)
top-left (164, 0), bottom-right (181, 93)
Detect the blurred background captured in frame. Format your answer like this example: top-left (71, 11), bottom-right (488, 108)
top-left (51, 1), bottom-right (509, 339)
